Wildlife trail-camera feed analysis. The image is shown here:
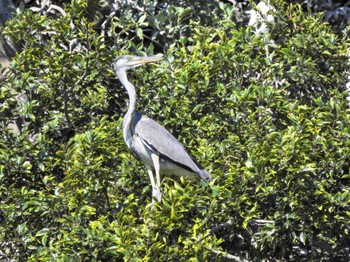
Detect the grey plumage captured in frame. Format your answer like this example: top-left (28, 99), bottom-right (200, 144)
top-left (113, 55), bottom-right (211, 203)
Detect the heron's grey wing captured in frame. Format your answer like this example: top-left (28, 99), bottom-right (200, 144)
top-left (132, 113), bottom-right (201, 174)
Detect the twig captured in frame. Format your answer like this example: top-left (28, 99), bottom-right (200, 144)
top-left (101, 9), bottom-right (117, 42)
top-left (199, 218), bottom-right (275, 261)
top-left (142, 33), bottom-right (165, 52)
top-left (47, 4), bottom-right (67, 16)
top-left (209, 248), bottom-right (249, 262)
top-left (249, 219), bottom-right (275, 226)
top-left (197, 218), bottom-right (234, 242)
top-left (199, 218), bottom-right (275, 242)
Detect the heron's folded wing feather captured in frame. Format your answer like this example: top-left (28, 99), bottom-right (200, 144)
top-left (133, 113), bottom-right (200, 173)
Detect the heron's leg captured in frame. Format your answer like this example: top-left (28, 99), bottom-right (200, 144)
top-left (146, 163), bottom-right (161, 203)
top-left (151, 154), bottom-right (161, 190)
top-left (146, 167), bottom-right (156, 207)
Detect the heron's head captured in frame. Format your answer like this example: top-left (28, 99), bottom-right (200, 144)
top-left (113, 55), bottom-right (163, 72)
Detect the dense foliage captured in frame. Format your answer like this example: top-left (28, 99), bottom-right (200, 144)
top-left (1, 0), bottom-right (350, 261)
top-left (292, 0), bottom-right (350, 34)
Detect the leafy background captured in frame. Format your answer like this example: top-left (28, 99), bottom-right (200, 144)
top-left (0, 0), bottom-right (350, 261)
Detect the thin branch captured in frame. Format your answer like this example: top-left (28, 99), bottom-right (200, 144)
top-left (199, 218), bottom-right (275, 242)
top-left (249, 219), bottom-right (275, 226)
top-left (101, 9), bottom-right (117, 42)
top-left (198, 218), bottom-right (275, 261)
top-left (47, 4), bottom-right (66, 16)
top-left (209, 248), bottom-right (249, 262)
top-left (197, 218), bottom-right (234, 242)
top-left (142, 33), bottom-right (165, 52)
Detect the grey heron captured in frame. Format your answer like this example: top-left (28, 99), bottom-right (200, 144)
top-left (113, 55), bottom-right (211, 203)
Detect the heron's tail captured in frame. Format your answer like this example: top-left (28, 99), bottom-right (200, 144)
top-left (197, 169), bottom-right (212, 183)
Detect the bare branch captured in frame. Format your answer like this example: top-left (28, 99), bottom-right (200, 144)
top-left (209, 249), bottom-right (249, 262)
top-left (197, 218), bottom-right (234, 242)
top-left (249, 219), bottom-right (275, 226)
top-left (101, 9), bottom-right (116, 42)
top-left (47, 4), bottom-right (66, 16)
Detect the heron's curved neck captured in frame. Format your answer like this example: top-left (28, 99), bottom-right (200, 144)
top-left (118, 69), bottom-right (137, 137)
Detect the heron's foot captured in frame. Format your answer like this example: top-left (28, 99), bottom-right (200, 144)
top-left (152, 188), bottom-right (162, 202)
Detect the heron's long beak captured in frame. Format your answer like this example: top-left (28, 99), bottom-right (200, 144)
top-left (129, 56), bottom-right (163, 67)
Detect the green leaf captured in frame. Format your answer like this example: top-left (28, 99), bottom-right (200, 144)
top-left (300, 232), bottom-right (307, 245)
top-left (136, 27), bottom-right (143, 39)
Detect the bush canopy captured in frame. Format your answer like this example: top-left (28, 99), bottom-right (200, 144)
top-left (0, 0), bottom-right (349, 261)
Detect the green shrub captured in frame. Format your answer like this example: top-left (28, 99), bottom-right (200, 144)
top-left (0, 0), bottom-right (349, 261)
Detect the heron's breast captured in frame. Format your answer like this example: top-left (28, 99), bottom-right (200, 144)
top-left (129, 135), bottom-right (153, 166)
